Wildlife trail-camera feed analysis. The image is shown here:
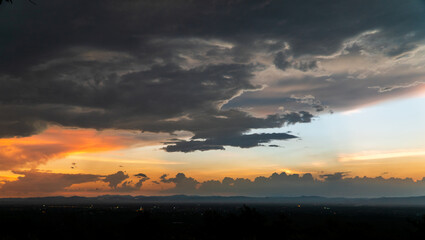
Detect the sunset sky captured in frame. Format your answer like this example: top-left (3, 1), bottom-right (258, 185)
top-left (1, 0), bottom-right (425, 197)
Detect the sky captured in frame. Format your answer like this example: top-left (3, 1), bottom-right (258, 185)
top-left (1, 0), bottom-right (425, 197)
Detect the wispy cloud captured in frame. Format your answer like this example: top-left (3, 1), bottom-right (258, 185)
top-left (339, 149), bottom-right (425, 162)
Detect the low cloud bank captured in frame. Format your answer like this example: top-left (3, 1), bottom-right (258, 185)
top-left (2, 170), bottom-right (425, 197)
top-left (159, 172), bottom-right (425, 198)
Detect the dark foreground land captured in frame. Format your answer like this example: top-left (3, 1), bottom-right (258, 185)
top-left (1, 202), bottom-right (425, 240)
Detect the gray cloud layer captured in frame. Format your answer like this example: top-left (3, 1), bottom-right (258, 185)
top-left (2, 170), bottom-right (425, 197)
top-left (0, 170), bottom-right (150, 195)
top-left (160, 172), bottom-right (425, 198)
top-left (1, 0), bottom-right (425, 154)
top-left (0, 170), bottom-right (101, 194)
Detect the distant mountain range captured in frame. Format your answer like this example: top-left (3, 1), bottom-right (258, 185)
top-left (1, 195), bottom-right (425, 206)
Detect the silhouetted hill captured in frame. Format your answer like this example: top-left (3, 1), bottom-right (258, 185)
top-left (1, 195), bottom-right (425, 206)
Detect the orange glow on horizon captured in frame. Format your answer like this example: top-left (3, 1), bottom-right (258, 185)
top-left (0, 126), bottom-right (145, 170)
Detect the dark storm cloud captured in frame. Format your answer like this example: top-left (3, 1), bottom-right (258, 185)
top-left (159, 172), bottom-right (425, 197)
top-left (225, 70), bottom-right (425, 113)
top-left (273, 51), bottom-right (318, 72)
top-left (163, 111), bottom-right (312, 152)
top-left (225, 94), bottom-right (328, 113)
top-left (1, 0), bottom-right (425, 155)
top-left (273, 52), bottom-right (292, 71)
top-left (2, 0), bottom-right (424, 69)
top-left (0, 62), bottom-right (258, 134)
top-left (164, 132), bottom-right (297, 152)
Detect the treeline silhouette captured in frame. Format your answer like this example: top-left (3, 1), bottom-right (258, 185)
top-left (0, 204), bottom-right (424, 239)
